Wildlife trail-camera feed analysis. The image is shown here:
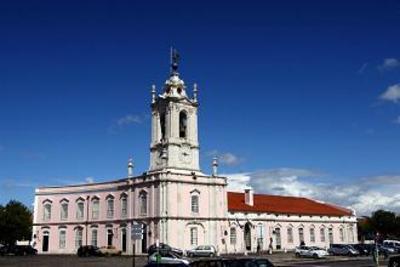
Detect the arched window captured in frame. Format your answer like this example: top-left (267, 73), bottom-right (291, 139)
top-left (310, 227), bottom-right (315, 243)
top-left (59, 230), bottom-right (66, 249)
top-left (298, 227), bottom-right (304, 244)
top-left (348, 226), bottom-right (354, 243)
top-left (139, 191), bottom-right (147, 216)
top-left (287, 227), bottom-right (293, 243)
top-left (91, 229), bottom-right (98, 246)
top-left (230, 227), bottom-right (237, 245)
top-left (160, 113), bottom-right (166, 140)
top-left (75, 228), bottom-right (83, 248)
top-left (320, 227), bottom-right (326, 242)
top-left (339, 227), bottom-right (344, 242)
top-left (328, 227), bottom-right (334, 243)
top-left (191, 195), bottom-right (199, 213)
top-left (257, 224), bottom-right (264, 249)
top-left (179, 111), bottom-right (187, 138)
top-left (43, 203), bottom-right (52, 221)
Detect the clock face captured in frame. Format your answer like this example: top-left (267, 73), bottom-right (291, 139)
top-left (180, 145), bottom-right (192, 164)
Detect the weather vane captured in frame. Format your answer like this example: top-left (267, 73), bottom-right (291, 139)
top-left (170, 47), bottom-right (180, 74)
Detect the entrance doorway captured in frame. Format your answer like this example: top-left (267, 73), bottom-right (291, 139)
top-left (42, 231), bottom-right (49, 252)
top-left (141, 224), bottom-right (147, 253)
top-left (107, 229), bottom-right (113, 246)
top-left (121, 228), bottom-right (127, 252)
top-left (244, 223), bottom-right (251, 250)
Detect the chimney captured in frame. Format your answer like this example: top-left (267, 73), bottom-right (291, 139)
top-left (212, 156), bottom-right (218, 176)
top-left (244, 186), bottom-right (254, 206)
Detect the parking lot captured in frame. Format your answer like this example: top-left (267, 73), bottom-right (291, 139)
top-left (0, 254), bottom-right (387, 267)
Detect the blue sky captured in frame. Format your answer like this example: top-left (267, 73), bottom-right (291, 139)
top-left (0, 0), bottom-right (400, 214)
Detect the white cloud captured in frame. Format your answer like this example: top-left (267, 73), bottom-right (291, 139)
top-left (85, 177), bottom-right (94, 183)
top-left (207, 150), bottom-right (244, 166)
top-left (224, 169), bottom-right (400, 216)
top-left (109, 114), bottom-right (144, 133)
top-left (394, 116), bottom-right (400, 124)
top-left (378, 58), bottom-right (400, 71)
top-left (117, 114), bottom-right (142, 126)
top-left (380, 84), bottom-right (400, 103)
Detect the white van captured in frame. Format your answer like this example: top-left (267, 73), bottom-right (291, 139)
top-left (383, 240), bottom-right (400, 249)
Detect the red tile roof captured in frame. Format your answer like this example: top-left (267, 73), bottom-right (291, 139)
top-left (227, 192), bottom-right (353, 216)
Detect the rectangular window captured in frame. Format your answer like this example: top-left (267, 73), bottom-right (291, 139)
top-left (230, 227), bottom-right (237, 245)
top-left (43, 204), bottom-right (51, 221)
top-left (60, 203), bottom-right (68, 221)
top-left (349, 227), bottom-right (354, 243)
top-left (320, 228), bottom-right (326, 242)
top-left (121, 198), bottom-right (127, 218)
top-left (310, 228), bottom-right (315, 243)
top-left (191, 195), bottom-right (199, 213)
top-left (92, 200), bottom-right (99, 219)
top-left (91, 229), bottom-right (98, 247)
top-left (190, 227), bottom-right (198, 246)
top-left (76, 202), bottom-right (84, 220)
top-left (140, 193), bottom-right (147, 215)
top-left (59, 230), bottom-right (66, 249)
top-left (107, 199), bottom-right (114, 218)
top-left (287, 228), bottom-right (293, 243)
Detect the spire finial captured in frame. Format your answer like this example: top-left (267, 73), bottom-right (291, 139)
top-left (212, 156), bottom-right (218, 177)
top-left (193, 83), bottom-right (198, 102)
top-left (170, 47), bottom-right (180, 75)
top-left (151, 84), bottom-right (156, 104)
top-left (128, 157), bottom-right (134, 178)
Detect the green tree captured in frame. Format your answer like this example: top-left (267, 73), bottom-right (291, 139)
top-left (370, 209), bottom-right (397, 239)
top-left (0, 200), bottom-right (32, 245)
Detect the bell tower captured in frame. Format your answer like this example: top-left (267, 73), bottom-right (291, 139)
top-left (149, 49), bottom-right (200, 173)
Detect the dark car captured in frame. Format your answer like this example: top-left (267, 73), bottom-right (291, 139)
top-left (147, 243), bottom-right (183, 257)
top-left (1, 245), bottom-right (37, 256)
top-left (328, 244), bottom-right (359, 256)
top-left (77, 245), bottom-right (102, 257)
top-left (388, 255), bottom-right (400, 267)
top-left (353, 244), bottom-right (374, 256)
top-left (190, 257), bottom-right (275, 267)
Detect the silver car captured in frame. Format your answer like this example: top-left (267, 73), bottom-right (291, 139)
top-left (186, 245), bottom-right (217, 257)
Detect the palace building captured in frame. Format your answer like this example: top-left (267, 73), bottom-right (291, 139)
top-left (32, 53), bottom-right (357, 255)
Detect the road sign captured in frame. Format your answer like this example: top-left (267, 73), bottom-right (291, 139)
top-left (131, 223), bottom-right (143, 240)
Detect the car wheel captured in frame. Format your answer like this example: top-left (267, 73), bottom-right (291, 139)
top-left (313, 254), bottom-right (319, 259)
top-left (210, 253), bottom-right (215, 257)
top-left (295, 252), bottom-right (300, 257)
top-left (188, 253), bottom-right (193, 257)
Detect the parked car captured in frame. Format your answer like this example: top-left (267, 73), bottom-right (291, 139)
top-left (148, 252), bottom-right (189, 265)
top-left (0, 245), bottom-right (37, 256)
top-left (383, 240), bottom-right (400, 253)
top-left (377, 244), bottom-right (395, 257)
top-left (328, 244), bottom-right (359, 256)
top-left (147, 243), bottom-right (184, 257)
top-left (186, 245), bottom-right (217, 257)
top-left (388, 255), bottom-right (400, 267)
top-left (295, 246), bottom-right (328, 258)
top-left (98, 245), bottom-right (122, 256)
top-left (190, 257), bottom-right (275, 267)
top-left (77, 245), bottom-right (102, 257)
top-left (352, 244), bottom-right (374, 256)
